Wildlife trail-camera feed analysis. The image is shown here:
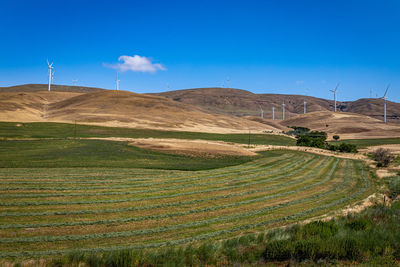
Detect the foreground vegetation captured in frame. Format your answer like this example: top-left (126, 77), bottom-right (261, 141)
top-left (44, 200), bottom-right (399, 266)
top-left (0, 122), bottom-right (295, 146)
top-left (0, 150), bottom-right (375, 260)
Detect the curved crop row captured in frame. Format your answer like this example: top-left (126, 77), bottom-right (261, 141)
top-left (0, 156), bottom-right (319, 207)
top-left (0, 158), bottom-right (337, 229)
top-left (0, 154), bottom-right (300, 198)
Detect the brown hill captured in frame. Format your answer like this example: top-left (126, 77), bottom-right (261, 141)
top-left (1, 84), bottom-right (399, 137)
top-left (0, 84), bottom-right (105, 93)
top-left (0, 90), bottom-right (277, 133)
top-left (281, 111), bottom-right (400, 140)
top-left (153, 88), bottom-right (400, 123)
top-left (341, 98), bottom-right (400, 122)
top-left (0, 91), bottom-right (83, 121)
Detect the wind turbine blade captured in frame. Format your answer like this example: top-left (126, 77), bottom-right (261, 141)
top-left (334, 83), bottom-right (340, 91)
top-left (383, 84), bottom-right (390, 97)
top-left (46, 59), bottom-right (49, 66)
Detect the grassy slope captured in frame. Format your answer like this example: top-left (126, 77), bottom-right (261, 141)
top-left (331, 138), bottom-right (400, 148)
top-left (0, 139), bottom-right (256, 170)
top-left (0, 122), bottom-right (295, 146)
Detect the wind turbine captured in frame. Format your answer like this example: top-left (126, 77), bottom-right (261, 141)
top-left (167, 83), bottom-right (171, 91)
top-left (282, 102), bottom-right (286, 120)
top-left (272, 106), bottom-right (275, 120)
top-left (47, 59), bottom-right (54, 92)
top-left (380, 84), bottom-right (390, 123)
top-left (115, 72), bottom-right (120, 91)
top-left (304, 88), bottom-right (308, 114)
top-left (258, 104), bottom-right (264, 119)
top-left (226, 77), bottom-right (230, 88)
top-left (330, 83), bottom-right (339, 112)
top-left (73, 79), bottom-right (78, 86)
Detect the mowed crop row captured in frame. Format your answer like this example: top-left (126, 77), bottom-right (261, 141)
top-left (0, 150), bottom-right (375, 258)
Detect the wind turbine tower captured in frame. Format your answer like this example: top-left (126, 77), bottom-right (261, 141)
top-left (272, 107), bottom-right (275, 120)
top-left (226, 77), bottom-right (230, 88)
top-left (258, 104), bottom-right (264, 119)
top-left (47, 60), bottom-right (54, 92)
top-left (115, 72), bottom-right (120, 91)
top-left (330, 83), bottom-right (339, 112)
top-left (282, 102), bottom-right (286, 120)
top-left (380, 84), bottom-right (390, 123)
top-left (304, 88), bottom-right (308, 114)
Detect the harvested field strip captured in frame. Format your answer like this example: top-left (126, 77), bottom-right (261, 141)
top-left (0, 154), bottom-right (298, 191)
top-left (0, 160), bottom-right (341, 245)
top-left (0, 154), bottom-right (292, 180)
top-left (0, 150), bottom-right (374, 258)
top-left (0, 154), bottom-right (298, 196)
top-left (0, 156), bottom-right (319, 207)
top-left (0, 158), bottom-right (336, 230)
top-left (0, 159), bottom-right (330, 218)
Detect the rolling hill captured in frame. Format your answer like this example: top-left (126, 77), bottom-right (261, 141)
top-left (282, 111), bottom-right (400, 139)
top-left (0, 84), bottom-right (105, 93)
top-left (153, 87), bottom-right (400, 123)
top-left (0, 88), bottom-right (276, 133)
top-left (1, 84), bottom-right (399, 137)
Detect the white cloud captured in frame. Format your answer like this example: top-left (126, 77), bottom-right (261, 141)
top-left (296, 80), bottom-right (304, 85)
top-left (104, 55), bottom-right (166, 73)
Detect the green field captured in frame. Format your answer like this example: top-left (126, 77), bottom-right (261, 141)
top-left (0, 122), bottom-right (295, 146)
top-left (0, 150), bottom-right (375, 258)
top-left (331, 137), bottom-right (400, 148)
top-left (0, 139), bottom-right (254, 170)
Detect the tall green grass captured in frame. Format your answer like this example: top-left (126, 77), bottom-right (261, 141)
top-left (51, 201), bottom-right (400, 266)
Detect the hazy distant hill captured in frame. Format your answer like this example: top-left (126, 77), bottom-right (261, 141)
top-left (153, 87), bottom-right (400, 123)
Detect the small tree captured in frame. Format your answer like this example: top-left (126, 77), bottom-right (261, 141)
top-left (373, 148), bottom-right (395, 167)
top-left (333, 135), bottom-right (340, 141)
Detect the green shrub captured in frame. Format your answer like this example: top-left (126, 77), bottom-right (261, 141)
top-left (301, 220), bottom-right (339, 239)
top-left (345, 218), bottom-right (371, 231)
top-left (341, 236), bottom-right (364, 260)
top-left (197, 243), bottom-right (217, 265)
top-left (263, 239), bottom-right (294, 261)
top-left (337, 143), bottom-right (358, 153)
top-left (388, 176), bottom-right (400, 199)
top-left (373, 148), bottom-right (395, 167)
top-left (293, 239), bottom-right (320, 260)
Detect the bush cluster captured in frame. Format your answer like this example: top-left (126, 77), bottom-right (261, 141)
top-left (373, 148), bottom-right (395, 167)
top-left (294, 128), bottom-right (357, 153)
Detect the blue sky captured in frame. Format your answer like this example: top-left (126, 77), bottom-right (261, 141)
top-left (0, 0), bottom-right (399, 102)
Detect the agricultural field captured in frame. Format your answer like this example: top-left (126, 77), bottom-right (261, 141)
top-left (0, 150), bottom-right (376, 259)
top-left (0, 122), bottom-right (295, 146)
top-left (0, 139), bottom-right (254, 170)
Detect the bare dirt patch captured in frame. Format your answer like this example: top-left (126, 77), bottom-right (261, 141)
top-left (375, 169), bottom-right (397, 179)
top-left (360, 144), bottom-right (400, 155)
top-left (86, 137), bottom-right (257, 157)
top-left (244, 144), bottom-right (368, 160)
